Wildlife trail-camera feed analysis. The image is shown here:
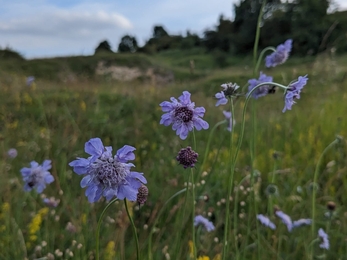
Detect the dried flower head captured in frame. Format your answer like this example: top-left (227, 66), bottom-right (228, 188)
top-left (265, 39), bottom-right (292, 68)
top-left (20, 160), bottom-right (54, 193)
top-left (215, 83), bottom-right (240, 107)
top-left (137, 185), bottom-right (148, 204)
top-left (194, 215), bottom-right (215, 232)
top-left (248, 72), bottom-right (274, 99)
top-left (327, 201), bottom-right (336, 211)
top-left (7, 148), bottom-right (18, 159)
top-left (69, 138), bottom-right (147, 203)
top-left (265, 184), bottom-right (279, 196)
top-left (176, 146), bottom-right (198, 169)
top-left (282, 75), bottom-right (308, 112)
top-left (318, 228), bottom-right (329, 250)
top-left (257, 214), bottom-right (276, 230)
top-left (160, 91), bottom-right (209, 140)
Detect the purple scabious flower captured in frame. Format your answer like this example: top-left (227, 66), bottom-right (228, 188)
top-left (26, 76), bottom-right (35, 86)
top-left (176, 146), bottom-right (198, 169)
top-left (215, 83), bottom-right (239, 106)
top-left (248, 72), bottom-right (273, 99)
top-left (7, 148), bottom-right (18, 159)
top-left (292, 219), bottom-right (312, 229)
top-left (318, 228), bottom-right (330, 249)
top-left (222, 111), bottom-right (235, 132)
top-left (265, 39), bottom-right (292, 68)
top-left (159, 91), bottom-right (209, 140)
top-left (69, 138), bottom-right (147, 203)
top-left (257, 214), bottom-right (276, 230)
top-left (194, 215), bottom-right (215, 232)
top-left (282, 75), bottom-right (308, 113)
top-left (275, 210), bottom-right (292, 232)
top-left (20, 160), bottom-right (54, 193)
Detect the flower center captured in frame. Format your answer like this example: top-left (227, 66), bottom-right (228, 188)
top-left (28, 168), bottom-right (42, 187)
top-left (91, 157), bottom-right (128, 187)
top-left (174, 106), bottom-right (193, 123)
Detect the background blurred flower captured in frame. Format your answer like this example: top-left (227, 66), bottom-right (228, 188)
top-left (257, 214), bottom-right (276, 230)
top-left (194, 215), bottom-right (215, 232)
top-left (222, 111), bottom-right (235, 132)
top-left (318, 228), bottom-right (330, 249)
top-left (26, 76), bottom-right (35, 87)
top-left (7, 148), bottom-right (17, 159)
top-left (20, 160), bottom-right (54, 193)
top-left (275, 210), bottom-right (292, 232)
top-left (69, 138), bottom-right (147, 203)
top-left (265, 39), bottom-right (292, 67)
top-left (248, 72), bottom-right (273, 99)
top-left (160, 91), bottom-right (209, 140)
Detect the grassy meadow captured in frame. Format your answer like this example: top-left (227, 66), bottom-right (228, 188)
top-left (1, 48), bottom-right (347, 260)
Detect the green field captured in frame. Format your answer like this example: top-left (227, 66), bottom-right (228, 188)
top-left (1, 48), bottom-right (347, 260)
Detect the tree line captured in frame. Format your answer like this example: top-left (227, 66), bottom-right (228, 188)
top-left (95, 0), bottom-right (347, 56)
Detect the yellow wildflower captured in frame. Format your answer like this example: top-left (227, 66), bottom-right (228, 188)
top-left (188, 240), bottom-right (194, 258)
top-left (27, 207), bottom-right (49, 245)
top-left (104, 241), bottom-right (116, 260)
top-left (80, 101), bottom-right (86, 112)
top-left (198, 256), bottom-right (210, 260)
top-left (213, 254), bottom-right (221, 260)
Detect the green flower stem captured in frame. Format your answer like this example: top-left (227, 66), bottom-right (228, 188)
top-left (268, 160), bottom-right (278, 215)
top-left (124, 199), bottom-right (140, 260)
top-left (96, 198), bottom-right (118, 260)
top-left (148, 188), bottom-right (187, 260)
top-left (253, 0), bottom-right (267, 74)
top-left (310, 138), bottom-right (338, 259)
top-left (254, 46), bottom-right (276, 75)
top-left (222, 98), bottom-right (235, 260)
top-left (222, 81), bottom-right (287, 260)
top-left (191, 168), bottom-right (197, 260)
top-left (198, 120), bottom-right (227, 181)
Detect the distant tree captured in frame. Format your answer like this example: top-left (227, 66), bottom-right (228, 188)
top-left (153, 25), bottom-right (169, 39)
top-left (94, 40), bottom-right (113, 54)
top-left (118, 35), bottom-right (138, 53)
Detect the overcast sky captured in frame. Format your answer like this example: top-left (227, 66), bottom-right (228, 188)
top-left (0, 0), bottom-right (346, 59)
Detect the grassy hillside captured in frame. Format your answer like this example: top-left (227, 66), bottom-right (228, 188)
top-left (1, 49), bottom-right (347, 259)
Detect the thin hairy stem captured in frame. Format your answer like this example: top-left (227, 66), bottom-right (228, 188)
top-left (124, 199), bottom-right (140, 260)
top-left (310, 138), bottom-right (338, 259)
top-left (96, 198), bottom-right (118, 260)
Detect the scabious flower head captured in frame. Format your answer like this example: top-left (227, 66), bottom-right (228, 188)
top-left (282, 75), bottom-right (308, 112)
top-left (318, 228), bottom-right (329, 249)
top-left (7, 148), bottom-right (18, 158)
top-left (136, 184), bottom-right (148, 204)
top-left (159, 91), bottom-right (209, 140)
top-left (26, 76), bottom-right (35, 86)
top-left (176, 146), bottom-right (198, 169)
top-left (265, 39), bottom-right (292, 68)
top-left (215, 82), bottom-right (240, 106)
top-left (275, 210), bottom-right (292, 232)
top-left (257, 214), bottom-right (276, 230)
top-left (248, 72), bottom-right (274, 99)
top-left (292, 219), bottom-right (312, 228)
top-left (222, 111), bottom-right (235, 132)
top-left (69, 138), bottom-right (147, 203)
top-left (194, 215), bottom-right (215, 232)
top-left (215, 82), bottom-right (240, 107)
top-left (20, 160), bottom-right (54, 193)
